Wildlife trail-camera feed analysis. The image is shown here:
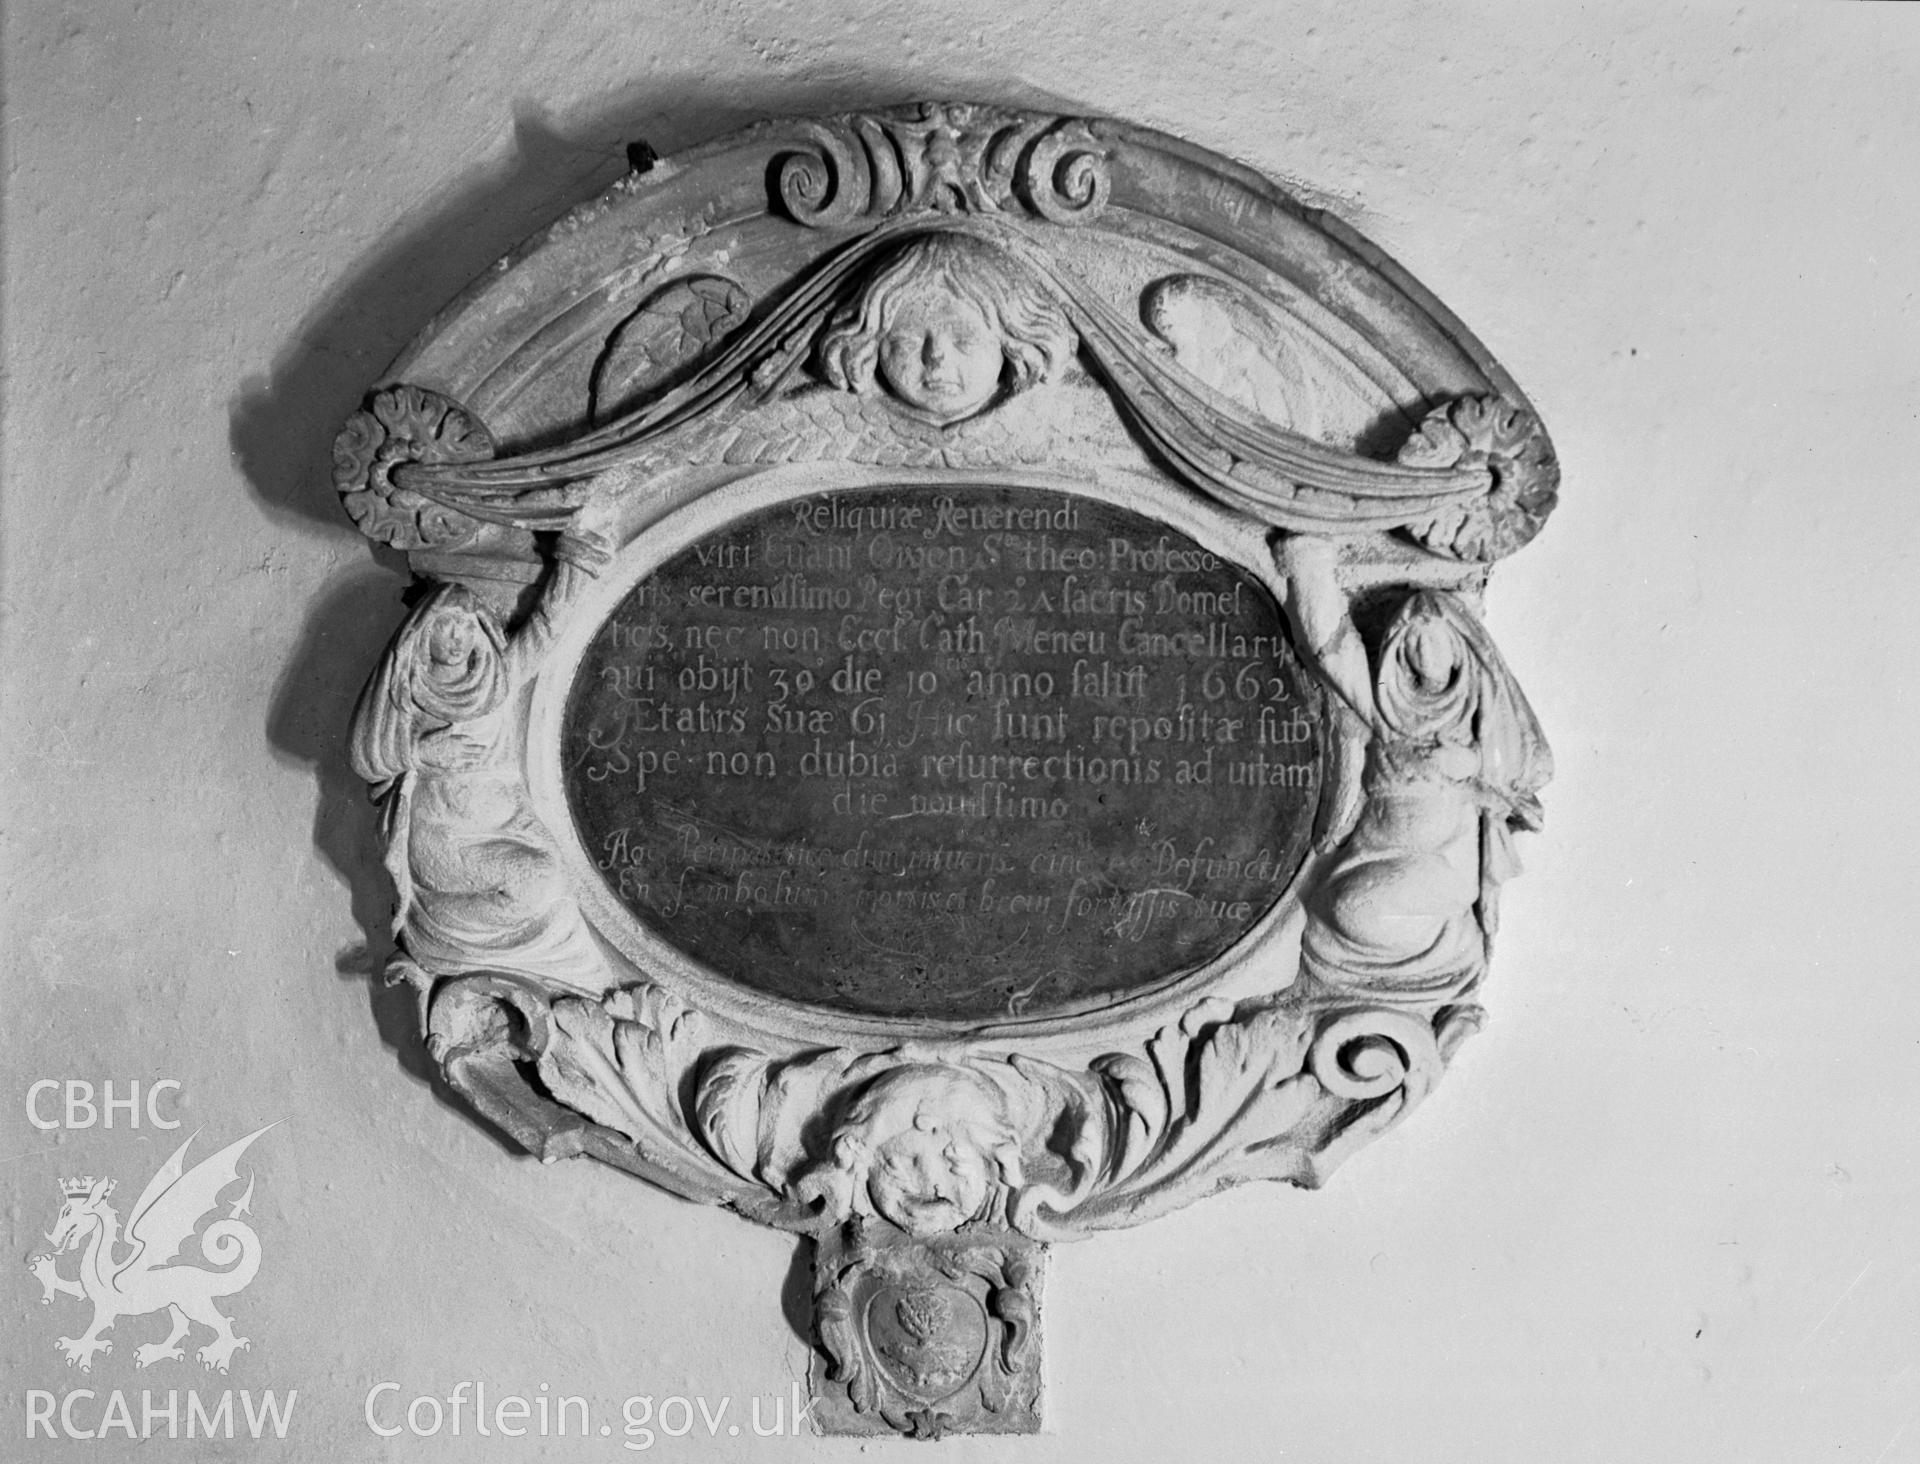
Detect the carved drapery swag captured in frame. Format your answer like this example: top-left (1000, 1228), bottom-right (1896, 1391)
top-left (333, 101), bottom-right (1556, 1436)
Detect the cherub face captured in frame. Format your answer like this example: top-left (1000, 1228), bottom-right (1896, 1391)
top-left (866, 1122), bottom-right (992, 1238)
top-left (876, 289), bottom-right (1003, 423)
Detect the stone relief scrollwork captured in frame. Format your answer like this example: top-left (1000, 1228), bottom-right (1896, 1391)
top-left (403, 971), bottom-right (1481, 1248)
top-left (328, 102), bottom-right (1559, 1438)
top-left (812, 1222), bottom-right (1043, 1437)
top-left (775, 102), bottom-right (1109, 229)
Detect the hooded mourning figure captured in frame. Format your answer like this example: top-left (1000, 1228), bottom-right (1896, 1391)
top-left (349, 549), bottom-right (607, 993)
top-left (1300, 590), bottom-right (1551, 1001)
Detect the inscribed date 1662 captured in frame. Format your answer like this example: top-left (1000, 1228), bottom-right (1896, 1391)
top-left (562, 484), bottom-right (1323, 1024)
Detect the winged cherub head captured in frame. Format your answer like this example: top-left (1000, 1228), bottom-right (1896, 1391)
top-left (817, 232), bottom-right (1075, 425)
top-left (818, 1063), bottom-right (1025, 1237)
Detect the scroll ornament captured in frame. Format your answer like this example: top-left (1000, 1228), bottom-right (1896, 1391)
top-left (417, 929), bottom-right (1484, 1242)
top-left (774, 102), bottom-right (1111, 229)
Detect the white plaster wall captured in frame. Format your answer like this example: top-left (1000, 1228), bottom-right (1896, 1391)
top-left (5, 4), bottom-right (1917, 1460)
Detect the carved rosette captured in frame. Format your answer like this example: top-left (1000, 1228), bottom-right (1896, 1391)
top-left (1398, 395), bottom-right (1560, 561)
top-left (332, 384), bottom-right (496, 551)
top-left (332, 101), bottom-right (1558, 1440)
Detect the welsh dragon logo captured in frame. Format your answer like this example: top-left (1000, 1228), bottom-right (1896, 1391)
top-left (27, 1125), bottom-right (274, 1373)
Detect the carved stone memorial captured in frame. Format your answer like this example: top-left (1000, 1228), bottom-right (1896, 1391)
top-left (332, 102), bottom-right (1556, 1438)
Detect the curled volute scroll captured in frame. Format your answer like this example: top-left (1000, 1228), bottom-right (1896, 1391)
top-left (328, 102), bottom-right (1558, 1438)
top-left (774, 102), bottom-right (1111, 229)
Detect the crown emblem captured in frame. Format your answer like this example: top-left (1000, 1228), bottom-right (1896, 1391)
top-left (59, 1176), bottom-right (109, 1198)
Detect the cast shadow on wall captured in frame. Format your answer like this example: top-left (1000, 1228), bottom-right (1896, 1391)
top-left (231, 78), bottom-right (1082, 1172)
top-left (240, 104), bottom-right (634, 1151)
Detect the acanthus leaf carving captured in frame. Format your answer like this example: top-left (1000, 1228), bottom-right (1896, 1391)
top-left (421, 976), bottom-right (1473, 1249)
top-left (690, 1045), bottom-right (776, 1186)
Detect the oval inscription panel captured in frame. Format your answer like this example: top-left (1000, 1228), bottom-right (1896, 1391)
top-left (562, 485), bottom-right (1324, 1023)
